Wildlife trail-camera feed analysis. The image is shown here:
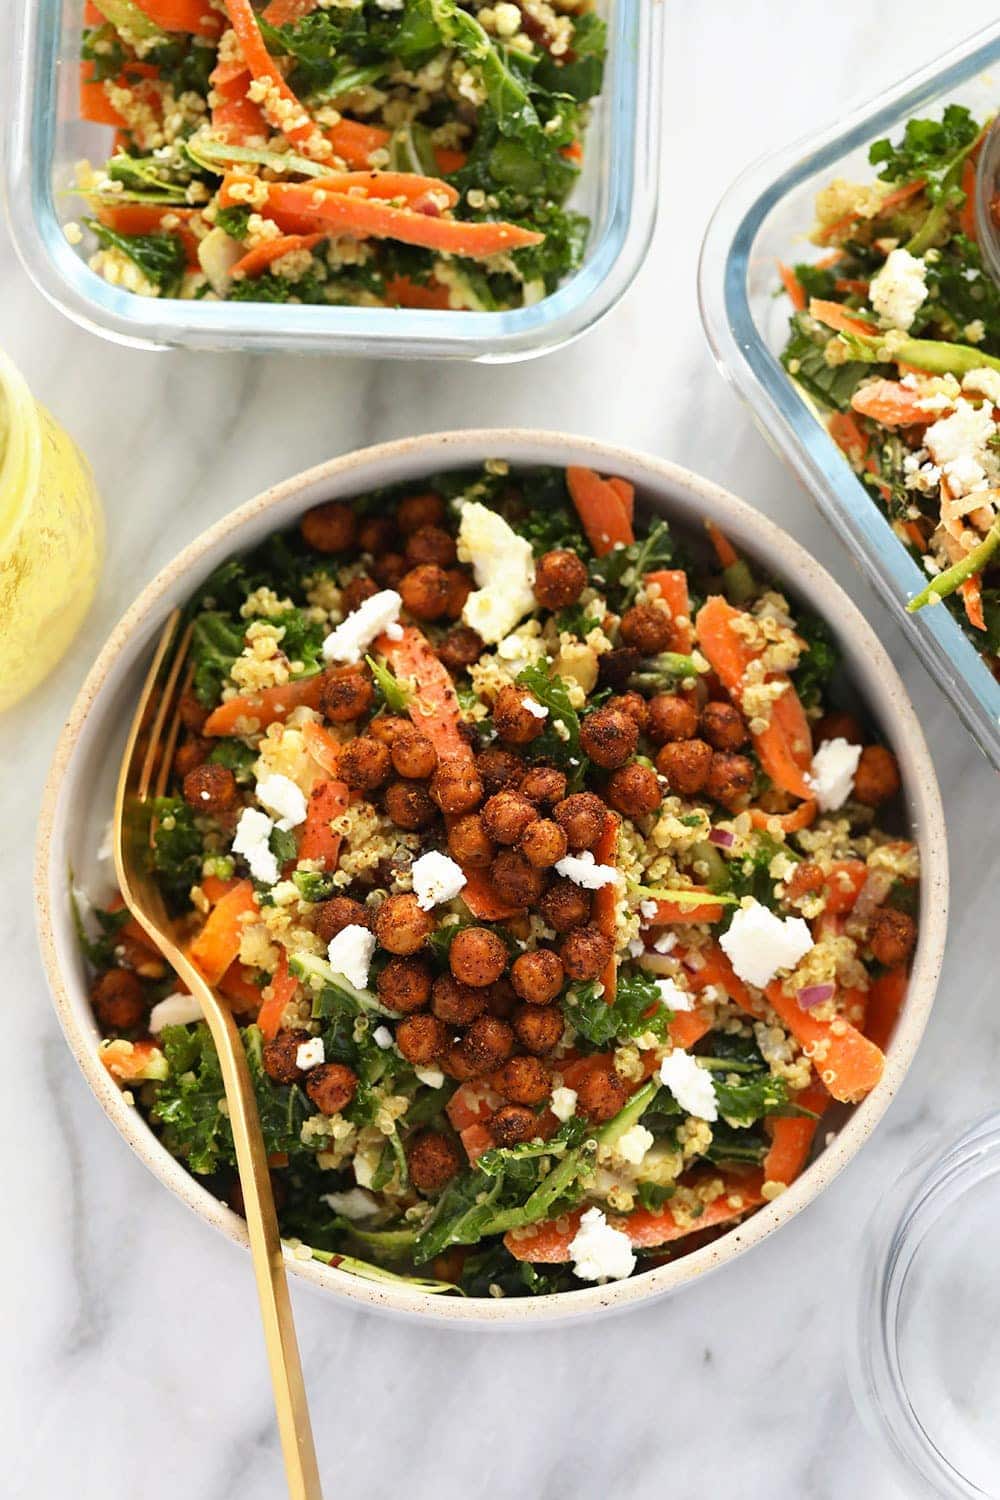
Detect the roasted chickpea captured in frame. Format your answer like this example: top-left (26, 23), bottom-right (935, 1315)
top-left (553, 792), bottom-right (607, 851)
top-left (484, 976), bottom-right (518, 1019)
top-left (656, 738), bottom-right (712, 795)
top-left (705, 751), bottom-right (755, 810)
top-left (606, 762), bottom-right (661, 818)
top-left (476, 746), bottom-right (525, 795)
top-left (377, 956), bottom-right (433, 1013)
top-left (396, 1013), bottom-right (449, 1064)
top-left (357, 516), bottom-right (397, 555)
top-left (619, 603), bottom-right (673, 655)
top-left (512, 1003), bottom-right (564, 1055)
top-left (494, 1055), bottom-right (551, 1107)
top-left (489, 1104), bottom-right (538, 1146)
top-left (305, 1062), bottom-right (358, 1115)
top-left (113, 935), bottom-right (166, 982)
top-left (449, 927), bottom-right (508, 987)
top-left (262, 1028), bottom-right (312, 1085)
top-left (648, 693), bottom-right (698, 744)
top-left (178, 692), bottom-right (208, 734)
top-left (579, 707), bottom-right (639, 770)
top-left (320, 668), bottom-right (374, 724)
top-left (701, 700), bottom-right (749, 751)
top-left (576, 1063), bottom-right (627, 1123)
top-left (372, 552), bottom-right (408, 588)
top-left (539, 878), bottom-right (593, 932)
top-left (492, 685), bottom-right (547, 745)
top-left (519, 817), bottom-right (568, 869)
top-left (314, 896), bottom-right (371, 944)
top-left (853, 745), bottom-right (901, 807)
top-left (339, 737), bottom-right (392, 792)
top-left (300, 500), bottom-right (356, 554)
top-left (384, 778), bottom-right (439, 831)
top-left (598, 646), bottom-right (641, 693)
top-left (607, 692), bottom-right (649, 733)
top-left (437, 625), bottom-right (484, 674)
top-left (442, 569), bottom-right (472, 620)
top-left (446, 814), bottom-right (494, 869)
top-left (389, 730), bottom-right (437, 781)
top-left (559, 924), bottom-right (614, 982)
top-left (368, 715), bottom-right (409, 747)
top-left (815, 711), bottom-right (865, 747)
top-left (375, 893), bottom-right (435, 955)
top-left (399, 564), bottom-right (452, 621)
top-left (173, 737), bottom-right (209, 780)
top-left (341, 575), bottom-right (379, 615)
top-left (405, 524), bottom-right (457, 568)
top-left (431, 974), bottom-right (487, 1026)
top-left (533, 548), bottom-right (588, 609)
top-left (459, 1015), bottom-right (515, 1073)
top-left (91, 969), bottom-right (145, 1030)
top-left (511, 948), bottom-right (565, 1005)
top-left (441, 1040), bottom-right (480, 1082)
top-left (481, 790), bottom-right (537, 845)
top-left (519, 765), bottom-right (567, 807)
top-left (490, 849), bottom-right (548, 907)
top-left (182, 762), bottom-right (237, 816)
top-left (869, 908), bottom-right (917, 966)
top-left (407, 1130), bottom-right (462, 1193)
top-left (430, 760), bottom-right (484, 816)
top-left (397, 492), bottom-right (445, 533)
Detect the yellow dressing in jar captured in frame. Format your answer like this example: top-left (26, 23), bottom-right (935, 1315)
top-left (0, 350), bottom-right (104, 712)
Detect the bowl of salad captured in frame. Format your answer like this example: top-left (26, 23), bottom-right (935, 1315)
top-left (35, 431), bottom-right (948, 1323)
top-left (6, 0), bottom-right (660, 358)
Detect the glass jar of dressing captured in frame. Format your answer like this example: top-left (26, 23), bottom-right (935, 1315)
top-left (0, 348), bottom-right (103, 712)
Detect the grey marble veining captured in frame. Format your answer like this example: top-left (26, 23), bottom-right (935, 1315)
top-left (3, 3), bottom-right (999, 1496)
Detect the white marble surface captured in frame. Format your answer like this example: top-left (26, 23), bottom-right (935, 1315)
top-left (3, 4), bottom-right (999, 1496)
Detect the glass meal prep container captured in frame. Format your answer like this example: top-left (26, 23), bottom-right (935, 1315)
top-left (4, 0), bottom-right (661, 361)
top-left (699, 21), bottom-right (1000, 771)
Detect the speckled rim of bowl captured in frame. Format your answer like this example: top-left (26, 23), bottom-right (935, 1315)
top-left (35, 429), bottom-right (948, 1328)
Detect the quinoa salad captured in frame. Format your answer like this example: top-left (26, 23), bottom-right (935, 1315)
top-left (778, 102), bottom-right (1000, 679)
top-left (71, 0), bottom-right (605, 309)
top-left (81, 463), bottom-right (919, 1297)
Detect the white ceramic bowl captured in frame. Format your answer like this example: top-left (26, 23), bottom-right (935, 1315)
top-left (35, 430), bottom-right (948, 1326)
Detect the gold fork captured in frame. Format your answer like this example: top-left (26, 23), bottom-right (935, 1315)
top-left (113, 607), bottom-right (323, 1500)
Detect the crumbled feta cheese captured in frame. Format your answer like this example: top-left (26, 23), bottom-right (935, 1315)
top-left (553, 850), bottom-right (622, 890)
top-left (550, 1085), bottom-right (578, 1122)
top-left (658, 1050), bottom-right (718, 1122)
top-left (411, 850), bottom-right (467, 911)
top-left (372, 1025), bottom-right (394, 1050)
top-left (415, 1066), bottom-right (446, 1089)
top-left (296, 1037), bottom-right (325, 1071)
top-left (807, 737), bottom-right (862, 812)
top-left (639, 899), bottom-right (659, 920)
top-left (320, 1187), bottom-right (379, 1219)
top-left (923, 398), bottom-right (998, 496)
top-left (719, 899), bottom-right (813, 990)
top-left (327, 923), bottom-right (376, 989)
top-left (963, 367), bottom-right (1000, 405)
top-left (256, 772), bottom-right (308, 830)
top-left (148, 991), bottom-right (203, 1033)
top-left (869, 248), bottom-right (928, 331)
top-left (655, 976), bottom-right (693, 1012)
top-left (457, 501), bottom-right (536, 643)
top-left (615, 1124), bottom-right (654, 1166)
top-left (653, 931), bottom-right (677, 955)
top-left (232, 806), bottom-right (279, 885)
top-left (322, 589), bottom-right (402, 663)
top-left (627, 937), bottom-right (645, 958)
top-left (521, 697), bottom-right (548, 719)
top-left (568, 1206), bottom-right (636, 1282)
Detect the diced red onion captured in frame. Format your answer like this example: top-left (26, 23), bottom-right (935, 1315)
top-left (851, 871), bottom-right (893, 926)
top-left (709, 827), bottom-right (735, 849)
top-left (797, 982), bottom-right (835, 1011)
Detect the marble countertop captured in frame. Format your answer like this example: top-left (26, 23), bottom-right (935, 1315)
top-left (4, 4), bottom-right (998, 1496)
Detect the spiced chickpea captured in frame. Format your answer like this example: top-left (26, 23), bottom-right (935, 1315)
top-left (320, 668), bottom-right (374, 724)
top-left (178, 692), bottom-right (208, 734)
top-left (519, 765), bottom-right (567, 807)
top-left (305, 1062), bottom-right (358, 1115)
top-left (390, 729), bottom-right (437, 781)
top-left (553, 792), bottom-right (607, 850)
top-left (511, 948), bottom-right (565, 1005)
top-left (579, 706), bottom-right (638, 769)
top-left (91, 969), bottom-right (145, 1031)
top-left (437, 625), bottom-right (484, 674)
top-left (442, 569), bottom-right (472, 620)
top-left (869, 908), bottom-right (917, 967)
top-left (482, 790), bottom-right (538, 845)
top-left (489, 1104), bottom-right (537, 1147)
top-left (182, 762), bottom-right (237, 816)
top-left (853, 745), bottom-right (901, 806)
top-left (607, 692), bottom-right (649, 733)
top-left (372, 552), bottom-right (408, 588)
top-left (494, 1055), bottom-right (551, 1107)
top-left (399, 564), bottom-right (452, 621)
top-left (484, 976), bottom-right (518, 1020)
top-left (384, 778), bottom-right (438, 832)
top-left (701, 700), bottom-right (749, 752)
top-left (606, 763), bottom-right (661, 818)
top-left (173, 737), bottom-right (209, 780)
top-left (441, 1040), bottom-right (480, 1082)
top-left (430, 761), bottom-right (484, 816)
top-left (815, 711), bottom-right (865, 747)
top-left (492, 684), bottom-right (547, 745)
top-left (576, 1063), bottom-right (627, 1123)
top-left (490, 849), bottom-right (548, 907)
top-left (705, 751), bottom-right (755, 810)
top-left (314, 896), bottom-right (371, 944)
top-left (375, 893), bottom-right (435, 955)
top-left (407, 1131), bottom-right (462, 1193)
top-left (262, 1029), bottom-right (312, 1085)
top-left (533, 549), bottom-right (588, 609)
top-left (476, 746), bottom-right (525, 795)
top-left (512, 1004), bottom-right (564, 1055)
top-left (405, 524), bottom-right (457, 568)
top-left (431, 974), bottom-right (487, 1026)
top-left (539, 878), bottom-right (593, 932)
top-left (397, 492), bottom-right (445, 533)
top-left (395, 1013), bottom-right (449, 1065)
top-left (519, 818), bottom-right (567, 869)
top-left (648, 693), bottom-right (698, 744)
top-left (377, 956), bottom-right (433, 1012)
top-left (300, 500), bottom-right (356, 554)
top-left (559, 924), bottom-right (614, 982)
top-left (341, 575), bottom-right (379, 615)
top-left (598, 646), bottom-right (641, 693)
top-left (459, 1015), bottom-right (515, 1073)
top-left (449, 926), bottom-right (508, 987)
top-left (656, 738), bottom-right (712, 795)
top-left (357, 515), bottom-right (396, 555)
top-left (368, 715), bottom-right (410, 748)
top-left (619, 603), bottom-right (673, 655)
top-left (447, 814), bottom-right (494, 869)
top-left (339, 737), bottom-right (392, 792)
